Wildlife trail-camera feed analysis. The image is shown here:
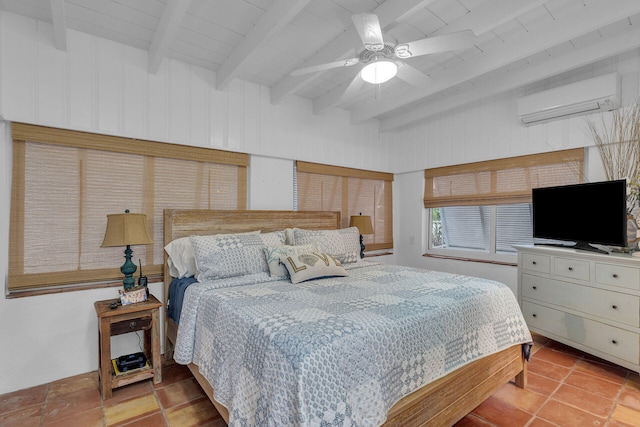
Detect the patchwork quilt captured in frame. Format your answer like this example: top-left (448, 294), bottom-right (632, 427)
top-left (174, 262), bottom-right (532, 427)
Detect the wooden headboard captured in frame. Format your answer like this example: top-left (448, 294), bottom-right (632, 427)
top-left (162, 209), bottom-right (341, 308)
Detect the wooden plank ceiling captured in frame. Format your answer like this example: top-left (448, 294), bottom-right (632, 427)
top-left (1, 0), bottom-right (640, 130)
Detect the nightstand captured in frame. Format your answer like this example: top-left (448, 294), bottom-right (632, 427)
top-left (94, 294), bottom-right (162, 399)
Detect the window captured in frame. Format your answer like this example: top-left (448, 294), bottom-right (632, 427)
top-left (9, 123), bottom-right (248, 293)
top-left (425, 149), bottom-right (584, 260)
top-left (431, 204), bottom-right (533, 254)
top-left (296, 161), bottom-right (393, 251)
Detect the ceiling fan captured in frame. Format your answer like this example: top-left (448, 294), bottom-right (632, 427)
top-left (291, 13), bottom-right (477, 98)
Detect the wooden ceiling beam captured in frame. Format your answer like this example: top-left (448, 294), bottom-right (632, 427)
top-left (148, 0), bottom-right (192, 74)
top-left (49, 0), bottom-right (67, 51)
top-left (215, 0), bottom-right (310, 90)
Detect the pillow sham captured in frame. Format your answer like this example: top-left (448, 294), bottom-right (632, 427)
top-left (164, 231), bottom-right (260, 278)
top-left (279, 251), bottom-right (348, 284)
top-left (263, 244), bottom-right (320, 278)
top-left (292, 227), bottom-right (361, 264)
top-left (190, 230), bottom-right (285, 281)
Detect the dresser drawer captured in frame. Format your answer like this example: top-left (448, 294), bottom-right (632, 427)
top-left (554, 257), bottom-right (590, 281)
top-left (521, 274), bottom-right (639, 327)
top-left (595, 262), bottom-right (640, 291)
top-left (521, 253), bottom-right (550, 274)
top-left (111, 316), bottom-right (152, 336)
top-left (523, 302), bottom-right (639, 364)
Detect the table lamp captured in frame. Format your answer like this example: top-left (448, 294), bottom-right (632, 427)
top-left (102, 210), bottom-right (153, 291)
top-left (349, 214), bottom-right (374, 258)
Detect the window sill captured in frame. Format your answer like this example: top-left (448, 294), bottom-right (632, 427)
top-left (422, 252), bottom-right (517, 267)
top-left (6, 276), bottom-right (163, 299)
top-left (364, 251), bottom-right (393, 258)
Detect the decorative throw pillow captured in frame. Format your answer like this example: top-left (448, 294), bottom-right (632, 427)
top-left (263, 244), bottom-right (320, 278)
top-left (164, 231), bottom-right (260, 278)
top-left (190, 231), bottom-right (285, 281)
top-left (292, 227), bottom-right (361, 264)
top-left (279, 251), bottom-right (348, 284)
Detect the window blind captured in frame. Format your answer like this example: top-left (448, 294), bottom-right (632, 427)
top-left (296, 161), bottom-right (393, 251)
top-left (9, 123), bottom-right (248, 292)
top-left (424, 148), bottom-right (584, 208)
top-left (441, 206), bottom-right (490, 250)
top-left (496, 204), bottom-right (533, 252)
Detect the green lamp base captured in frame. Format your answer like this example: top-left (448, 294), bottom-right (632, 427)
top-left (120, 245), bottom-right (138, 291)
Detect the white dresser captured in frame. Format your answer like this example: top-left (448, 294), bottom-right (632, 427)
top-left (515, 245), bottom-right (640, 373)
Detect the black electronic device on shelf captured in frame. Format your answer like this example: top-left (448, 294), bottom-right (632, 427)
top-left (116, 352), bottom-right (147, 372)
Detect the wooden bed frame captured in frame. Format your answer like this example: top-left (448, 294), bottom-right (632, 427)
top-left (163, 209), bottom-right (527, 426)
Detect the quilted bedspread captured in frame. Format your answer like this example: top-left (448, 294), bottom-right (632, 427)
top-left (174, 262), bottom-right (531, 427)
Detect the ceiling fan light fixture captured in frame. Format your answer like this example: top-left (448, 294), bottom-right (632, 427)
top-left (360, 60), bottom-right (397, 84)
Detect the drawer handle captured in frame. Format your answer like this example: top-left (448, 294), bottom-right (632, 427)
top-left (568, 267), bottom-right (573, 271)
top-left (612, 305), bottom-right (618, 310)
top-left (532, 286), bottom-right (537, 290)
top-left (612, 339), bottom-right (618, 345)
top-left (532, 314), bottom-right (537, 318)
top-left (612, 274), bottom-right (619, 278)
top-left (129, 321), bottom-right (137, 329)
top-left (532, 261), bottom-right (537, 265)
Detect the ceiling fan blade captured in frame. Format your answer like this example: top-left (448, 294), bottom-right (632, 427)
top-left (291, 57), bottom-right (360, 76)
top-left (395, 63), bottom-right (433, 86)
top-left (342, 73), bottom-right (365, 101)
top-left (395, 30), bottom-right (476, 59)
top-left (352, 13), bottom-right (384, 51)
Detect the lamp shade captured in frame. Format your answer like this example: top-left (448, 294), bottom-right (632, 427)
top-left (349, 215), bottom-right (374, 235)
top-left (101, 212), bottom-right (153, 247)
top-left (360, 60), bottom-right (398, 84)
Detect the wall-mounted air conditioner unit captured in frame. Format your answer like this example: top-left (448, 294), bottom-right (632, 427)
top-left (517, 73), bottom-right (618, 125)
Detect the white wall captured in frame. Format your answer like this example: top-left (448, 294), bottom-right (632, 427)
top-left (390, 49), bottom-right (640, 296)
top-left (0, 11), bottom-right (392, 395)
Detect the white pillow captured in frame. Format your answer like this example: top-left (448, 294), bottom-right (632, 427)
top-left (292, 227), bottom-right (361, 264)
top-left (279, 251), bottom-right (348, 284)
top-left (164, 231), bottom-right (260, 278)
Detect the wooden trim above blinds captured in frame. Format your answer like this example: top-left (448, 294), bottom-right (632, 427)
top-left (424, 148), bottom-right (584, 208)
top-left (11, 123), bottom-right (249, 166)
top-left (297, 161), bottom-right (394, 181)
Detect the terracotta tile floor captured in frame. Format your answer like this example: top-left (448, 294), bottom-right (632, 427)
top-left (0, 363), bottom-right (224, 427)
top-left (454, 334), bottom-right (640, 427)
top-left (1, 334), bottom-right (639, 426)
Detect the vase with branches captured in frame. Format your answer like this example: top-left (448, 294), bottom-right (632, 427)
top-left (587, 100), bottom-right (640, 251)
top-left (587, 100), bottom-right (640, 214)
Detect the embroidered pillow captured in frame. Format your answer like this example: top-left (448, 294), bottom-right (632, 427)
top-left (165, 231), bottom-right (260, 278)
top-left (263, 244), bottom-right (320, 278)
top-left (190, 231), bottom-right (285, 281)
top-left (292, 227), bottom-right (361, 264)
top-left (279, 251), bottom-right (348, 284)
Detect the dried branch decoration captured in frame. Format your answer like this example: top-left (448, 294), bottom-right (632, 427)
top-left (587, 100), bottom-right (640, 212)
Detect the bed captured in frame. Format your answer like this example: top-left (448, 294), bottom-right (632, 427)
top-left (163, 209), bottom-right (531, 426)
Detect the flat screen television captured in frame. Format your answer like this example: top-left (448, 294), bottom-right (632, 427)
top-left (532, 179), bottom-right (627, 253)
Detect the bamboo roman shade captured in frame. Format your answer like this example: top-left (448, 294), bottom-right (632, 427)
top-left (424, 148), bottom-right (584, 208)
top-left (296, 161), bottom-right (393, 251)
top-left (9, 123), bottom-right (248, 292)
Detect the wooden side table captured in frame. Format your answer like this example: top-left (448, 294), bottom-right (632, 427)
top-left (94, 294), bottom-right (162, 399)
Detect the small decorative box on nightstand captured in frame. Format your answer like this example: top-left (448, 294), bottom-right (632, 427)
top-left (94, 294), bottom-right (162, 399)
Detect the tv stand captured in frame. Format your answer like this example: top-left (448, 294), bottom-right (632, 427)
top-left (534, 241), bottom-right (608, 255)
